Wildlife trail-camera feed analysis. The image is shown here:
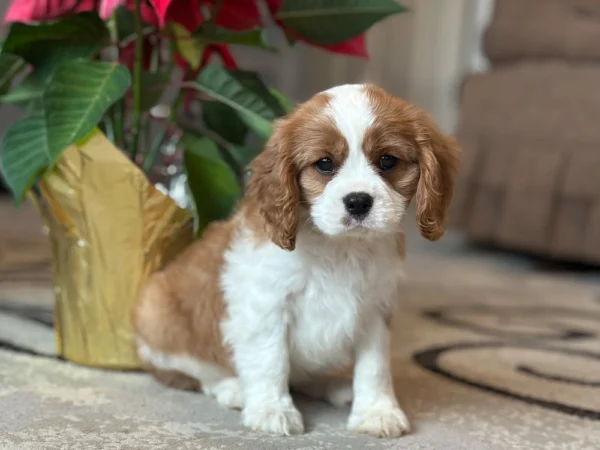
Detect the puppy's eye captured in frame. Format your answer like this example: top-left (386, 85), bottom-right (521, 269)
top-left (379, 155), bottom-right (397, 171)
top-left (315, 158), bottom-right (334, 174)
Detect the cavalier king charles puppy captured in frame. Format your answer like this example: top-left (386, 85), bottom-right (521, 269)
top-left (132, 84), bottom-right (460, 438)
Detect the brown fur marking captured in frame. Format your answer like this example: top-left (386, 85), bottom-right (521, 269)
top-left (131, 219), bottom-right (237, 389)
top-left (364, 84), bottom-right (461, 240)
top-left (243, 92), bottom-right (350, 250)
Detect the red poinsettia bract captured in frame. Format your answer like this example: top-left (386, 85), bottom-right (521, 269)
top-left (264, 0), bottom-right (368, 58)
top-left (4, 0), bottom-right (369, 63)
top-left (4, 0), bottom-right (201, 29)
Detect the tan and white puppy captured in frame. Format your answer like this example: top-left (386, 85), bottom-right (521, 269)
top-left (132, 84), bottom-right (461, 438)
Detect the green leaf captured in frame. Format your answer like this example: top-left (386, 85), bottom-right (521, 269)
top-left (183, 133), bottom-right (241, 234)
top-left (225, 144), bottom-right (262, 169)
top-left (170, 22), bottom-right (204, 69)
top-left (115, 6), bottom-right (136, 42)
top-left (43, 60), bottom-right (131, 158)
top-left (269, 88), bottom-right (295, 114)
top-left (194, 26), bottom-right (275, 51)
top-left (1, 12), bottom-right (109, 80)
top-left (0, 74), bottom-right (44, 107)
top-left (230, 70), bottom-right (286, 117)
top-left (0, 114), bottom-right (48, 203)
top-left (276, 0), bottom-right (409, 45)
top-left (202, 100), bottom-right (248, 146)
top-left (141, 71), bottom-right (171, 111)
top-left (0, 53), bottom-right (26, 95)
top-left (0, 61), bottom-right (131, 203)
top-left (192, 65), bottom-right (276, 141)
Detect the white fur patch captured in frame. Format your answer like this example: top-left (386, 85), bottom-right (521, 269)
top-left (203, 377), bottom-right (244, 409)
top-left (136, 339), bottom-right (229, 388)
top-left (324, 84), bottom-right (375, 151)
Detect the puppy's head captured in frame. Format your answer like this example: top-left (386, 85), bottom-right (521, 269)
top-left (245, 84), bottom-right (461, 251)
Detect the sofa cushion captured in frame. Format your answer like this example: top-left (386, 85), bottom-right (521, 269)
top-left (452, 62), bottom-right (600, 263)
top-left (484, 0), bottom-right (600, 65)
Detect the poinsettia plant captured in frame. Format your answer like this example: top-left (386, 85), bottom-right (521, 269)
top-left (0, 0), bottom-right (408, 232)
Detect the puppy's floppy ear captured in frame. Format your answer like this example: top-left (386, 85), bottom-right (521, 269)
top-left (246, 119), bottom-right (300, 251)
top-left (414, 114), bottom-right (461, 241)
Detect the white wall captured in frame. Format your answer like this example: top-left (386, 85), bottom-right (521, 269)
top-left (386, 0), bottom-right (496, 133)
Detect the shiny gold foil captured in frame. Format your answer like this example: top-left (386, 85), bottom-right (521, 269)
top-left (30, 132), bottom-right (194, 369)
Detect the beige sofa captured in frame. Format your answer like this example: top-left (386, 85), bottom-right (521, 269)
top-left (451, 0), bottom-right (600, 264)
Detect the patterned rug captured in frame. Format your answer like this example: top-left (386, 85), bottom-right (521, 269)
top-left (1, 203), bottom-right (600, 449)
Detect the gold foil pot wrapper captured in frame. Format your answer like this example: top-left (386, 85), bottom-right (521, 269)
top-left (30, 131), bottom-right (194, 369)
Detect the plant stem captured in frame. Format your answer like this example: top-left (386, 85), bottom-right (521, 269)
top-left (142, 88), bottom-right (185, 173)
top-left (150, 44), bottom-right (160, 73)
top-left (130, 0), bottom-right (144, 162)
top-left (143, 123), bottom-right (168, 173)
top-left (113, 98), bottom-right (125, 148)
top-left (207, 0), bottom-right (225, 30)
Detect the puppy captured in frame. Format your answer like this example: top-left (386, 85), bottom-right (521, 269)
top-left (132, 84), bottom-right (460, 438)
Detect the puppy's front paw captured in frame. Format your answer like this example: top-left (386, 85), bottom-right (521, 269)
top-left (243, 406), bottom-right (304, 436)
top-left (348, 406), bottom-right (410, 438)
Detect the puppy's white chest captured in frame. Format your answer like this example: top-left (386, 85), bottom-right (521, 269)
top-left (287, 243), bottom-right (401, 377)
top-left (221, 228), bottom-right (403, 380)
top-left (288, 279), bottom-right (360, 376)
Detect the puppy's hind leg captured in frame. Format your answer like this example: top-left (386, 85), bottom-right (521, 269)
top-left (146, 365), bottom-right (200, 392)
top-left (132, 273), bottom-right (242, 409)
top-left (137, 338), bottom-right (243, 409)
top-left (203, 377), bottom-right (244, 410)
top-left (291, 376), bottom-right (354, 409)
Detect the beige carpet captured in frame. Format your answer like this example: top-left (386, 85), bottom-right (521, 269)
top-left (1, 200), bottom-right (600, 449)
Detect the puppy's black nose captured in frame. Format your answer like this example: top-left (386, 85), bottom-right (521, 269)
top-left (343, 192), bottom-right (373, 218)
